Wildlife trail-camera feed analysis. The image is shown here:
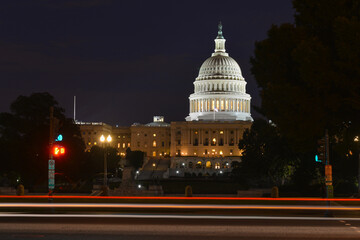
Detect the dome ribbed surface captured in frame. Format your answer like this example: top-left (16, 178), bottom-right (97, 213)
top-left (197, 55), bottom-right (243, 81)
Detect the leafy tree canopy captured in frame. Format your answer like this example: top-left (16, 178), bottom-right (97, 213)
top-left (0, 93), bottom-right (85, 190)
top-left (251, 0), bottom-right (360, 150)
top-left (237, 119), bottom-right (298, 187)
top-left (83, 145), bottom-right (121, 180)
top-left (125, 148), bottom-right (144, 169)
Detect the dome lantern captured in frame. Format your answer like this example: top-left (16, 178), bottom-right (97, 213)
top-left (213, 21), bottom-right (227, 56)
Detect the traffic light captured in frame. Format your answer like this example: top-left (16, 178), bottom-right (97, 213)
top-left (53, 145), bottom-right (65, 156)
top-left (55, 134), bottom-right (63, 142)
top-left (316, 138), bottom-right (326, 163)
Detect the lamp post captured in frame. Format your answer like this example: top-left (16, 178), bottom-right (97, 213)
top-left (100, 134), bottom-right (112, 188)
top-left (354, 136), bottom-right (360, 195)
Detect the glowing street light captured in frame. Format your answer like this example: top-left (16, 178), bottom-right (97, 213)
top-left (100, 134), bottom-right (112, 191)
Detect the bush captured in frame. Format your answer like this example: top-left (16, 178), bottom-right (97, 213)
top-left (16, 184), bottom-right (24, 196)
top-left (185, 185), bottom-right (192, 197)
top-left (271, 186), bottom-right (279, 198)
top-left (101, 185), bottom-right (109, 196)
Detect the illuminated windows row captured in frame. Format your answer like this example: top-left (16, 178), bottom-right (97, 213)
top-left (175, 149), bottom-right (233, 156)
top-left (190, 99), bottom-right (250, 113)
top-left (117, 143), bottom-right (131, 149)
top-left (176, 161), bottom-right (230, 169)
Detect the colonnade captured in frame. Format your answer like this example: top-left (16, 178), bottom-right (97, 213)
top-left (190, 98), bottom-right (250, 113)
top-left (194, 81), bottom-right (245, 93)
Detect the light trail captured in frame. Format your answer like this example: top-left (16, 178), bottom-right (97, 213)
top-left (0, 195), bottom-right (360, 201)
top-left (0, 203), bottom-right (360, 211)
top-left (1, 213), bottom-right (360, 221)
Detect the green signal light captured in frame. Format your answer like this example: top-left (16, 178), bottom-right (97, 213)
top-left (315, 154), bottom-right (322, 162)
top-left (55, 134), bottom-right (63, 142)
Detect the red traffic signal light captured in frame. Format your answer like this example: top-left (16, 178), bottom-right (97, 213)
top-left (53, 145), bottom-right (65, 156)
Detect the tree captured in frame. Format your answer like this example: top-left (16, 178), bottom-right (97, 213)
top-left (0, 92), bottom-right (85, 190)
top-left (251, 0), bottom-right (360, 150)
top-left (237, 119), bottom-right (298, 187)
top-left (125, 148), bottom-right (144, 169)
top-left (83, 145), bottom-right (121, 180)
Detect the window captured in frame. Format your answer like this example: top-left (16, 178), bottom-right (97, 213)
top-left (123, 136), bottom-right (125, 138)
top-left (220, 131), bottom-right (224, 134)
top-left (215, 162), bottom-right (221, 169)
top-left (219, 150), bottom-right (223, 155)
top-left (206, 161), bottom-right (212, 169)
top-left (127, 143), bottom-right (131, 147)
top-left (152, 151), bottom-right (156, 157)
top-left (229, 138), bottom-right (234, 146)
top-left (118, 135), bottom-right (121, 138)
top-left (196, 161), bottom-right (202, 169)
top-left (162, 141), bottom-right (164, 147)
top-left (122, 143), bottom-right (126, 148)
top-left (205, 131), bottom-right (208, 134)
top-left (189, 162), bottom-right (193, 168)
top-left (230, 130), bottom-right (234, 134)
top-left (193, 138), bottom-right (198, 146)
top-left (219, 138), bottom-right (224, 146)
top-left (153, 140), bottom-right (156, 147)
top-left (144, 134), bottom-right (147, 137)
top-left (205, 149), bottom-right (208, 154)
top-left (204, 138), bottom-right (209, 146)
top-left (153, 133), bottom-right (156, 137)
top-left (211, 138), bottom-right (216, 146)
top-left (177, 140), bottom-right (181, 145)
top-left (117, 143), bottom-right (120, 148)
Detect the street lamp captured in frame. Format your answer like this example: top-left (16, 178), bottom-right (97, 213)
top-left (354, 136), bottom-right (360, 195)
top-left (100, 134), bottom-right (112, 188)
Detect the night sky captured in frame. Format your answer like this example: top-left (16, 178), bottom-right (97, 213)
top-left (0, 0), bottom-right (294, 126)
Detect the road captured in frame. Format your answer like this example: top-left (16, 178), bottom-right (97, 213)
top-left (1, 215), bottom-right (360, 239)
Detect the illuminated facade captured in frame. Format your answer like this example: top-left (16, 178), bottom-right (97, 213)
top-left (186, 22), bottom-right (253, 122)
top-left (78, 23), bottom-right (252, 178)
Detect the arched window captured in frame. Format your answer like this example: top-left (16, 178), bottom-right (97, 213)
top-left (189, 162), bottom-right (193, 169)
top-left (215, 162), bottom-right (220, 169)
top-left (206, 161), bottom-right (212, 169)
top-left (211, 138), bottom-right (216, 146)
top-left (196, 161), bottom-right (202, 169)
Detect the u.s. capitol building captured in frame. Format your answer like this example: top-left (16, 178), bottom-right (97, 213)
top-left (78, 23), bottom-right (252, 178)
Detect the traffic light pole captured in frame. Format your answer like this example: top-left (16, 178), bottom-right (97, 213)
top-left (48, 107), bottom-right (55, 202)
top-left (324, 129), bottom-right (333, 217)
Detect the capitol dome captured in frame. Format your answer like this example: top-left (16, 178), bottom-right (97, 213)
top-left (197, 55), bottom-right (243, 81)
top-left (185, 23), bottom-right (253, 122)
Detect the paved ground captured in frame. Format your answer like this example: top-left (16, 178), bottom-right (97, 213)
top-left (1, 215), bottom-right (360, 239)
